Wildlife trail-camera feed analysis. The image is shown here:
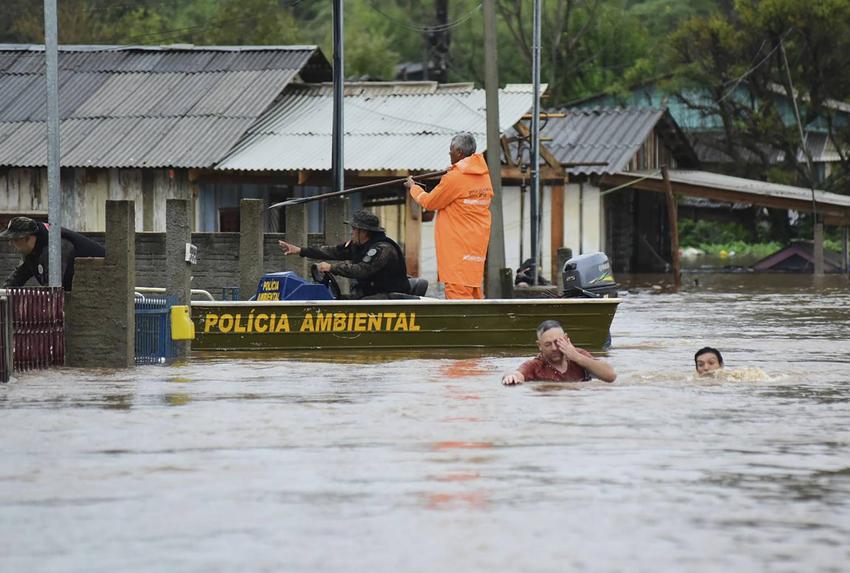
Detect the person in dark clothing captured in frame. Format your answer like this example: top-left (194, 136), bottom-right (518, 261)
top-left (1, 216), bottom-right (106, 292)
top-left (515, 258), bottom-right (549, 287)
top-left (277, 209), bottom-right (411, 299)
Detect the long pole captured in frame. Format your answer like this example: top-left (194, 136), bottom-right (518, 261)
top-left (332, 0), bottom-right (344, 194)
top-left (44, 0), bottom-right (61, 287)
top-left (483, 0), bottom-right (506, 297)
top-left (529, 0), bottom-right (542, 285)
top-left (780, 40), bottom-right (822, 276)
top-left (267, 170), bottom-right (447, 210)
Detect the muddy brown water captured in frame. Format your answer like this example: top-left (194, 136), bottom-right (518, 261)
top-left (1, 274), bottom-right (849, 572)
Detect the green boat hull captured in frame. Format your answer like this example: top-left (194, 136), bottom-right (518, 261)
top-left (190, 298), bottom-right (619, 351)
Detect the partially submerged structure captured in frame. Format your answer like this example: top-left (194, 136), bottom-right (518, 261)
top-left (752, 242), bottom-right (846, 273)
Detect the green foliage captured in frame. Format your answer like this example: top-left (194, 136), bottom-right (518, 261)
top-left (679, 219), bottom-right (753, 247)
top-left (0, 0), bottom-right (713, 104)
top-left (696, 241), bottom-right (782, 258)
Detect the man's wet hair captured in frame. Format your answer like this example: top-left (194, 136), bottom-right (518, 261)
top-left (536, 320), bottom-right (563, 339)
top-left (450, 132), bottom-right (476, 158)
top-left (694, 347), bottom-right (723, 366)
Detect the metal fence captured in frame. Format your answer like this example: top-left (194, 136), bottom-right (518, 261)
top-left (135, 295), bottom-right (177, 365)
top-left (0, 287), bottom-right (65, 382)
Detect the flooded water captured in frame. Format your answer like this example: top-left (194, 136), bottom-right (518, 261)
top-left (2, 274), bottom-right (849, 572)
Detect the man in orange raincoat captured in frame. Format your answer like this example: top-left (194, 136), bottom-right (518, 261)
top-left (405, 133), bottom-right (493, 299)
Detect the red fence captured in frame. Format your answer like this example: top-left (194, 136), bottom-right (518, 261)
top-left (0, 288), bottom-right (64, 380)
top-left (0, 294), bottom-right (11, 383)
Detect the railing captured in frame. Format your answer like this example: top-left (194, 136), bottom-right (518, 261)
top-left (0, 287), bottom-right (65, 382)
top-left (135, 295), bottom-right (177, 365)
top-left (135, 287), bottom-right (216, 301)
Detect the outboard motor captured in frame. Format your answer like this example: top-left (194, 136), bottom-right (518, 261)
top-left (562, 252), bottom-right (619, 298)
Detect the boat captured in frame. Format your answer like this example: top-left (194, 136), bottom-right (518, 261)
top-left (190, 297), bottom-right (618, 351)
top-left (187, 252), bottom-right (620, 352)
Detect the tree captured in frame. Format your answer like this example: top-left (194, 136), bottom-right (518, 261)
top-left (665, 0), bottom-right (850, 193)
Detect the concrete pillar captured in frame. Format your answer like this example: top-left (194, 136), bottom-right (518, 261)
top-left (66, 200), bottom-right (135, 368)
top-left (843, 225), bottom-right (849, 276)
top-left (556, 247), bottom-right (573, 290)
top-left (499, 267), bottom-right (514, 299)
top-left (324, 196), bottom-right (348, 245)
top-left (285, 203), bottom-right (310, 278)
top-left (813, 222), bottom-right (825, 276)
top-left (166, 199), bottom-right (192, 357)
top-left (239, 199), bottom-right (264, 300)
top-left (324, 196), bottom-right (350, 294)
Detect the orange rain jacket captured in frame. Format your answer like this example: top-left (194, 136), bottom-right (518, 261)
top-left (409, 153), bottom-right (493, 287)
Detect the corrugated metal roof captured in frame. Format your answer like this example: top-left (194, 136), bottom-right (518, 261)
top-left (0, 122), bottom-right (44, 165)
top-left (542, 107), bottom-right (666, 175)
top-left (623, 169), bottom-right (850, 209)
top-left (217, 83), bottom-right (536, 171)
top-left (0, 44), bottom-right (331, 168)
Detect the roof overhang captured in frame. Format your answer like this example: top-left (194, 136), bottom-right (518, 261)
top-left (600, 170), bottom-right (850, 226)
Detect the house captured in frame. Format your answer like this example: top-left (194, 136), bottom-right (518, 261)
top-left (502, 107), bottom-right (699, 275)
top-left (573, 82), bottom-right (850, 183)
top-left (503, 107), bottom-right (850, 276)
top-left (0, 43), bottom-right (332, 232)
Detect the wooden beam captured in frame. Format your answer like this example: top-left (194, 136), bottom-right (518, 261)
top-left (550, 183), bottom-right (565, 280)
top-left (193, 170), bottom-right (300, 186)
top-left (501, 166), bottom-right (564, 184)
top-left (600, 173), bottom-right (850, 221)
top-left (661, 167), bottom-right (681, 291)
top-left (500, 134), bottom-right (515, 167)
top-left (824, 214), bottom-right (850, 226)
top-left (357, 169), bottom-right (411, 178)
top-left (513, 122), bottom-right (565, 170)
top-left (521, 112), bottom-right (567, 119)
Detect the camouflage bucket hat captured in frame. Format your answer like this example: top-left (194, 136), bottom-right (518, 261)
top-left (0, 217), bottom-right (41, 240)
top-left (344, 209), bottom-right (384, 233)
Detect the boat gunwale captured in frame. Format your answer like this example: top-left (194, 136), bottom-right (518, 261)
top-left (190, 298), bottom-right (622, 308)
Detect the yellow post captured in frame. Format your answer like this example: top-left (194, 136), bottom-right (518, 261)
top-left (170, 306), bottom-right (195, 341)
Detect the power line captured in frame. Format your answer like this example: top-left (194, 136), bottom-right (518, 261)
top-left (718, 28), bottom-right (793, 103)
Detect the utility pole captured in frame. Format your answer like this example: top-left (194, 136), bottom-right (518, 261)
top-left (428, 0), bottom-right (450, 83)
top-left (529, 0), bottom-right (542, 285)
top-left (44, 0), bottom-right (61, 287)
top-left (483, 0), bottom-right (507, 297)
top-left (332, 0), bottom-right (344, 194)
